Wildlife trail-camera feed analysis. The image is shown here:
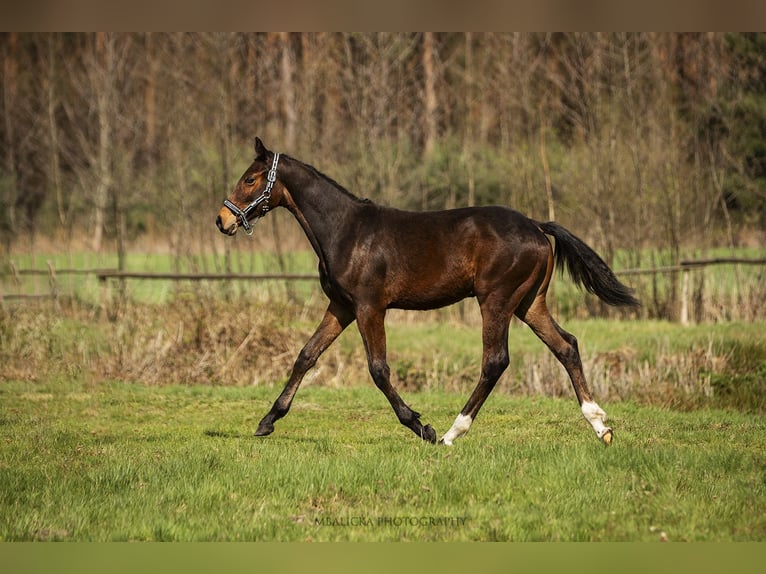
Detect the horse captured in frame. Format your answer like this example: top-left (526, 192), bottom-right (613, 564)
top-left (216, 137), bottom-right (639, 446)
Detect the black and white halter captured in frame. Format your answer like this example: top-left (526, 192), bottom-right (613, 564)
top-left (222, 152), bottom-right (280, 235)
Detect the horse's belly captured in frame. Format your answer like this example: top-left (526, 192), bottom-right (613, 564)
top-left (388, 276), bottom-right (474, 310)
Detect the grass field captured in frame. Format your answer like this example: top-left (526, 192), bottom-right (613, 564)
top-left (2, 248), bottom-right (765, 542)
top-left (1, 380), bottom-right (764, 541)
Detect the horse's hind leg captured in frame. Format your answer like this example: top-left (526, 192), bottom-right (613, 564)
top-left (255, 301), bottom-right (354, 436)
top-left (517, 294), bottom-right (613, 445)
top-left (440, 296), bottom-right (513, 445)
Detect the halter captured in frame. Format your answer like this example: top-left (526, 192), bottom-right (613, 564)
top-left (222, 152), bottom-right (281, 235)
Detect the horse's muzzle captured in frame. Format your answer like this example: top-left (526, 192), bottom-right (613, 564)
top-left (216, 213), bottom-right (237, 236)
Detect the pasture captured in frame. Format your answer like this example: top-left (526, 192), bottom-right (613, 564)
top-left (1, 380), bottom-right (764, 542)
top-left (2, 249), bottom-right (765, 542)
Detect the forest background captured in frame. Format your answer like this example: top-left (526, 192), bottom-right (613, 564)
top-left (2, 33), bottom-right (766, 544)
top-left (1, 33), bottom-right (765, 288)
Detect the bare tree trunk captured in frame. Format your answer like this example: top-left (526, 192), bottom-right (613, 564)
top-left (245, 34), bottom-right (258, 123)
top-left (144, 33), bottom-right (157, 164)
top-left (43, 34), bottom-right (66, 228)
top-left (113, 150), bottom-right (127, 308)
top-left (621, 33), bottom-right (647, 268)
top-left (218, 33), bottom-right (233, 196)
top-left (463, 33), bottom-right (476, 207)
top-left (92, 32), bottom-right (115, 252)
top-left (539, 102), bottom-right (555, 222)
top-left (2, 32), bottom-right (19, 243)
top-left (709, 148), bottom-right (735, 247)
top-left (279, 32), bottom-right (297, 150)
top-left (422, 32), bottom-right (438, 159)
top-left (299, 33), bottom-right (316, 147)
top-left (319, 33), bottom-right (342, 154)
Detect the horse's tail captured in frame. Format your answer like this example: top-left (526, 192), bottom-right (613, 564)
top-left (538, 221), bottom-right (640, 308)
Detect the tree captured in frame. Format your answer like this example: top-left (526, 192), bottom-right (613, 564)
top-left (1, 33), bottom-right (20, 248)
top-left (718, 33), bottom-right (766, 231)
top-left (422, 32), bottom-right (438, 160)
top-left (0, 32), bottom-right (762, 268)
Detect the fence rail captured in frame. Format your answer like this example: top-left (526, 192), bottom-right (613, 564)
top-left (3, 257), bottom-right (765, 324)
top-left (94, 271), bottom-right (317, 282)
top-left (0, 263), bottom-right (320, 306)
top-left (5, 256), bottom-right (764, 283)
top-left (615, 257), bottom-right (766, 276)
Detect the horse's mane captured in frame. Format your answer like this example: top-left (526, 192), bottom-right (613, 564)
top-left (287, 154), bottom-right (373, 205)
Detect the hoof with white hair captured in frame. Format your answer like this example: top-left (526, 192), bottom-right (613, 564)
top-left (439, 413), bottom-right (473, 446)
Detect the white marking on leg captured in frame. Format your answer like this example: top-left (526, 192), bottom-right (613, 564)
top-left (581, 400), bottom-right (611, 439)
top-left (440, 413), bottom-right (473, 445)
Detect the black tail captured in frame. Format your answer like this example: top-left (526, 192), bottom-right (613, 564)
top-left (539, 221), bottom-right (640, 308)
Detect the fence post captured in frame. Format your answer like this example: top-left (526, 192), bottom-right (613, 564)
top-left (97, 273), bottom-right (111, 319)
top-left (680, 268), bottom-right (690, 325)
top-left (10, 261), bottom-right (20, 292)
top-left (46, 260), bottom-right (59, 308)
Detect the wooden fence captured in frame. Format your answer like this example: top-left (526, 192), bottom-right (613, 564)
top-left (612, 257), bottom-right (765, 324)
top-left (2, 257), bottom-right (764, 323)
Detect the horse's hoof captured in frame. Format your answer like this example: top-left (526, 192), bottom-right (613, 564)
top-left (255, 422), bottom-right (274, 437)
top-left (601, 428), bottom-right (614, 446)
top-left (422, 424), bottom-right (437, 444)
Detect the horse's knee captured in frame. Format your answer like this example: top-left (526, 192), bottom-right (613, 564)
top-left (368, 359), bottom-right (391, 387)
top-left (483, 351), bottom-right (509, 381)
top-left (293, 346), bottom-right (319, 375)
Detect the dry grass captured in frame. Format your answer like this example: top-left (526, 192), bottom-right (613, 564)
top-left (2, 296), bottom-right (763, 414)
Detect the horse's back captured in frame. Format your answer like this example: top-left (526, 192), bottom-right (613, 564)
top-left (384, 204), bottom-right (539, 235)
top-left (384, 205), bottom-right (549, 260)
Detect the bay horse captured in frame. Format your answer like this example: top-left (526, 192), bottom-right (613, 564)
top-left (216, 138), bottom-right (639, 446)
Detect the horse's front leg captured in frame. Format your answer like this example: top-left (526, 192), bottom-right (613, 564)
top-left (356, 306), bottom-right (437, 443)
top-left (255, 302), bottom-right (354, 436)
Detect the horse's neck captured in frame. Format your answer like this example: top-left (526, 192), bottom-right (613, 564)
top-left (280, 157), bottom-right (362, 272)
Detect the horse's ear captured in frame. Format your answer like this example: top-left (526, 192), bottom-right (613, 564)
top-left (254, 137), bottom-right (268, 160)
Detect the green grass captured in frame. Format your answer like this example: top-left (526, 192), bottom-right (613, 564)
top-left (1, 380), bottom-right (764, 541)
top-left (2, 256), bottom-right (764, 541)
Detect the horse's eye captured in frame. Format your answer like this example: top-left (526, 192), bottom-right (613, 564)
top-left (244, 176), bottom-right (256, 185)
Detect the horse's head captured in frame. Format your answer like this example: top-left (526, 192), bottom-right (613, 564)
top-left (216, 137), bottom-right (285, 236)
